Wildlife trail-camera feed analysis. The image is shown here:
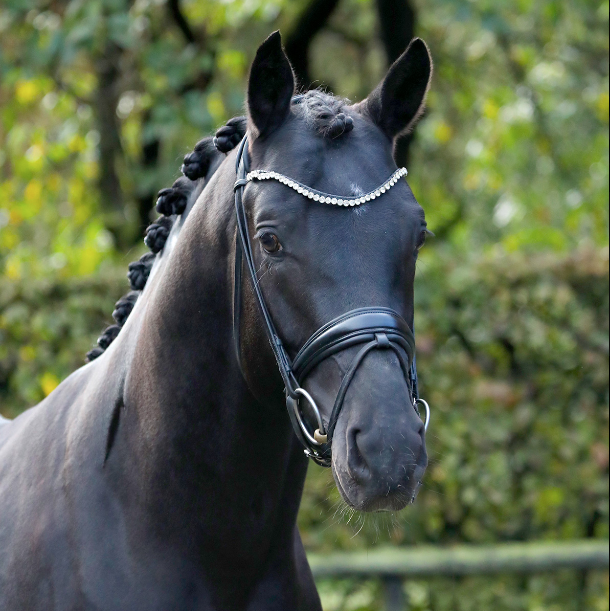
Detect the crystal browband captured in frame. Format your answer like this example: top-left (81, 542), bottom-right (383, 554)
top-left (246, 167), bottom-right (408, 207)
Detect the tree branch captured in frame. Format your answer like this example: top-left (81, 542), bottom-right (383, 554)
top-left (375, 0), bottom-right (417, 167)
top-left (94, 42), bottom-right (125, 240)
top-left (168, 0), bottom-right (197, 44)
top-left (375, 0), bottom-right (415, 64)
top-left (285, 0), bottom-right (342, 88)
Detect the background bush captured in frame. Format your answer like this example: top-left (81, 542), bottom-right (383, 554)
top-left (0, 0), bottom-right (608, 609)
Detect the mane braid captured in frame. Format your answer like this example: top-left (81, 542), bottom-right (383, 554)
top-left (145, 217), bottom-right (173, 254)
top-left (112, 291), bottom-right (139, 327)
top-left (85, 118), bottom-right (247, 362)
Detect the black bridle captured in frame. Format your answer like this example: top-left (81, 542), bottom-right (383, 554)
top-left (233, 137), bottom-right (429, 467)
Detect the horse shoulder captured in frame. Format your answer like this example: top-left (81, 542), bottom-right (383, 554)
top-left (0, 359), bottom-right (128, 610)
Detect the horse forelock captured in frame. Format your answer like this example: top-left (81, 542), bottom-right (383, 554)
top-left (292, 90), bottom-right (354, 139)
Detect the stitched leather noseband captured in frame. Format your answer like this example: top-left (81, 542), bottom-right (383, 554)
top-left (233, 137), bottom-right (429, 467)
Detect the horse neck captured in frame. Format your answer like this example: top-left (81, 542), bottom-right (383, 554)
top-left (109, 160), bottom-right (308, 556)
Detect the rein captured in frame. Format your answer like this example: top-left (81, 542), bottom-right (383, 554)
top-left (233, 137), bottom-right (429, 467)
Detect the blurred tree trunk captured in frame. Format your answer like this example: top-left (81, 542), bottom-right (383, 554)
top-left (135, 0), bottom-right (211, 237)
top-left (168, 0), bottom-right (196, 44)
top-left (375, 0), bottom-right (416, 167)
top-left (94, 41), bottom-right (126, 244)
top-left (137, 125), bottom-right (160, 233)
top-left (285, 0), bottom-right (341, 88)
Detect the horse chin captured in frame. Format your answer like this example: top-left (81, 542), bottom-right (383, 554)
top-left (331, 459), bottom-right (417, 513)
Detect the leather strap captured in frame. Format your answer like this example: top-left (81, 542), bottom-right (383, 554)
top-left (326, 333), bottom-right (412, 440)
top-left (232, 228), bottom-right (243, 374)
top-left (292, 308), bottom-right (415, 380)
top-left (234, 138), bottom-right (299, 397)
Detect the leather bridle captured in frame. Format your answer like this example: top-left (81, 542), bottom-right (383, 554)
top-left (233, 137), bottom-right (429, 467)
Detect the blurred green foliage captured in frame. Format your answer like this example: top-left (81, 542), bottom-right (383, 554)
top-left (0, 0), bottom-right (608, 609)
top-left (301, 246), bottom-right (609, 610)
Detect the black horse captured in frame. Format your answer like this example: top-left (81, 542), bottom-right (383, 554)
top-left (0, 32), bottom-right (433, 611)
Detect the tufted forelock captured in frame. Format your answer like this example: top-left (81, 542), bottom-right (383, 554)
top-left (292, 90), bottom-right (353, 138)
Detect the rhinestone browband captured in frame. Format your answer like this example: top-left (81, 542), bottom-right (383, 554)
top-left (246, 167), bottom-right (408, 207)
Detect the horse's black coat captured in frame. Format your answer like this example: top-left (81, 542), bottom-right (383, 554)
top-left (0, 32), bottom-right (433, 611)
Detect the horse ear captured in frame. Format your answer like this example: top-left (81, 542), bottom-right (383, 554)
top-left (247, 31), bottom-right (295, 139)
top-left (360, 38), bottom-right (433, 140)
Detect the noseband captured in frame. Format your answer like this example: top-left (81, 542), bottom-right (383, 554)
top-left (233, 138), bottom-right (429, 467)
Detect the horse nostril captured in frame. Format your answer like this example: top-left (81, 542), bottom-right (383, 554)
top-left (346, 428), bottom-right (369, 482)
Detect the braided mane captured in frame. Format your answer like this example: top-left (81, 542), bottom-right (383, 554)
top-left (85, 117), bottom-right (247, 361)
top-left (87, 91), bottom-right (354, 361)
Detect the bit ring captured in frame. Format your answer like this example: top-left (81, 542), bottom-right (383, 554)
top-left (415, 398), bottom-right (431, 432)
top-left (293, 388), bottom-right (327, 446)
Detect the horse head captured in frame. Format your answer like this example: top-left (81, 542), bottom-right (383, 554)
top-left (235, 32), bottom-right (433, 512)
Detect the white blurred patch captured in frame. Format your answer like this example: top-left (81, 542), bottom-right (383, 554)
top-left (86, 130), bottom-right (100, 147)
top-left (566, 190), bottom-right (584, 209)
top-left (590, 162), bottom-right (608, 182)
top-left (466, 139), bottom-right (484, 158)
top-left (529, 61), bottom-right (567, 86)
top-left (555, 101), bottom-right (577, 118)
top-left (25, 145), bottom-right (43, 163)
top-left (48, 253), bottom-right (67, 270)
top-left (96, 230), bottom-right (114, 251)
top-left (536, 157), bottom-right (555, 175)
top-left (466, 32), bottom-right (495, 61)
top-left (117, 92), bottom-right (140, 119)
top-left (494, 195), bottom-right (521, 227)
top-left (33, 12), bottom-right (61, 31)
top-left (500, 98), bottom-right (534, 124)
top-left (42, 92), bottom-right (58, 110)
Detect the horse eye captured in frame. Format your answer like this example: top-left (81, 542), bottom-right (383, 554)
top-left (259, 232), bottom-right (281, 253)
